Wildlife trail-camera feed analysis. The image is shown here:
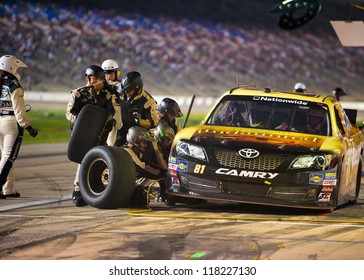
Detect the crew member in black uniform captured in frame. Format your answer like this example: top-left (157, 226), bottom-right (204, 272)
top-left (124, 126), bottom-right (167, 207)
top-left (115, 71), bottom-right (159, 146)
top-left (157, 97), bottom-right (183, 135)
top-left (66, 65), bottom-right (116, 207)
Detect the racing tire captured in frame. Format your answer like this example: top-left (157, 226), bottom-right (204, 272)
top-left (67, 104), bottom-right (112, 164)
top-left (79, 146), bottom-right (136, 209)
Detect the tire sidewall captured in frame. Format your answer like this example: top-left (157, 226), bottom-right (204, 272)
top-left (67, 104), bottom-right (111, 163)
top-left (79, 146), bottom-right (136, 209)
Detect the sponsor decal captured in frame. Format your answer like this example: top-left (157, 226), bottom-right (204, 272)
top-left (1, 87), bottom-right (10, 99)
top-left (168, 163), bottom-right (177, 170)
top-left (324, 172), bottom-right (337, 179)
top-left (169, 157), bottom-right (177, 164)
top-left (169, 169), bottom-right (177, 177)
top-left (172, 177), bottom-right (180, 186)
top-left (309, 173), bottom-right (323, 185)
top-left (323, 179), bottom-right (337, 186)
top-left (318, 192), bottom-right (331, 202)
top-left (0, 100), bottom-right (12, 108)
top-left (215, 168), bottom-right (278, 179)
top-left (321, 186), bottom-right (334, 192)
top-left (238, 148), bottom-right (259, 159)
top-left (177, 160), bottom-right (188, 172)
top-left (253, 96), bottom-right (308, 105)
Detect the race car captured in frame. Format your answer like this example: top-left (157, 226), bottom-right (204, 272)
top-left (165, 87), bottom-right (364, 210)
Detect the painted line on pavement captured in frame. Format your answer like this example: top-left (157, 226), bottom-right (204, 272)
top-left (0, 195), bottom-right (71, 212)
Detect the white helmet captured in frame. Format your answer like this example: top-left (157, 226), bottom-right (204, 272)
top-left (0, 55), bottom-right (28, 81)
top-left (294, 82), bottom-right (306, 93)
top-left (102, 58), bottom-right (119, 72)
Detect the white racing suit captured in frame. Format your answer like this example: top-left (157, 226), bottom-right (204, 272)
top-left (0, 75), bottom-right (32, 195)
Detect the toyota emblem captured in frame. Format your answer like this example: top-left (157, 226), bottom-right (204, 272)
top-left (238, 148), bottom-right (259, 159)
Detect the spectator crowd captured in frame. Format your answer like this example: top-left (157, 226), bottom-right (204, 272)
top-left (1, 0), bottom-right (364, 98)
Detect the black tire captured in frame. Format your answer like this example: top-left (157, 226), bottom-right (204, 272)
top-left (79, 146), bottom-right (136, 209)
top-left (67, 104), bottom-right (112, 163)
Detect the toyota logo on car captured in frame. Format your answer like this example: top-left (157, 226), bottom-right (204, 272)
top-left (238, 148), bottom-right (259, 159)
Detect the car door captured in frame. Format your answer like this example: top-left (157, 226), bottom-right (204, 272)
top-left (334, 105), bottom-right (356, 201)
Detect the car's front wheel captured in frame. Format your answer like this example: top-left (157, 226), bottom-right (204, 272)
top-left (79, 146), bottom-right (136, 209)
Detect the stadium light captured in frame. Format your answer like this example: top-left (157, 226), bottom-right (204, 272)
top-left (270, 0), bottom-right (322, 30)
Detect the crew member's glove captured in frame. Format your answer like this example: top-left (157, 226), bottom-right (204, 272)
top-left (26, 125), bottom-right (38, 137)
top-left (70, 95), bottom-right (83, 115)
top-left (92, 80), bottom-right (108, 91)
top-left (132, 112), bottom-right (141, 125)
top-left (75, 80), bottom-right (106, 93)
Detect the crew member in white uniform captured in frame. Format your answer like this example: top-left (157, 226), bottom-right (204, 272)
top-left (0, 55), bottom-right (38, 199)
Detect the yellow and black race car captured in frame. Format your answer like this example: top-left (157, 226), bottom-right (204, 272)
top-left (166, 87), bottom-right (364, 210)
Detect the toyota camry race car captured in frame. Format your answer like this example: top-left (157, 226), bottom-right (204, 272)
top-left (165, 87), bottom-right (364, 210)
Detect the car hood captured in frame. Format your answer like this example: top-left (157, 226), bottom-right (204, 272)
top-left (188, 126), bottom-right (326, 153)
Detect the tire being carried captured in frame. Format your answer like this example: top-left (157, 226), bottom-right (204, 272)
top-left (67, 104), bottom-right (113, 164)
top-left (79, 146), bottom-right (136, 209)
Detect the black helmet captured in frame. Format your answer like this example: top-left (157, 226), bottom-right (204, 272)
top-left (157, 98), bottom-right (183, 117)
top-left (154, 122), bottom-right (175, 146)
top-left (85, 65), bottom-right (104, 79)
top-left (118, 71), bottom-right (143, 95)
top-left (332, 87), bottom-right (347, 98)
top-left (126, 126), bottom-right (155, 152)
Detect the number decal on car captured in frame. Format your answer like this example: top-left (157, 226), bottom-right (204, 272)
top-left (194, 164), bottom-right (206, 174)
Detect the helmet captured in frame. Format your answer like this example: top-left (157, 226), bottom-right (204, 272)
top-left (118, 71), bottom-right (143, 95)
top-left (332, 87), bottom-right (347, 99)
top-left (126, 126), bottom-right (155, 146)
top-left (101, 59), bottom-right (120, 78)
top-left (154, 123), bottom-right (175, 146)
top-left (308, 107), bottom-right (325, 122)
top-left (157, 98), bottom-right (183, 117)
top-left (85, 65), bottom-right (104, 79)
top-left (0, 55), bottom-right (28, 81)
top-left (294, 82), bottom-right (306, 93)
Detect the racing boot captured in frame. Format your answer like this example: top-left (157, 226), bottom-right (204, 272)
top-left (128, 186), bottom-right (148, 208)
top-left (72, 191), bottom-right (87, 207)
top-left (4, 191), bottom-right (20, 197)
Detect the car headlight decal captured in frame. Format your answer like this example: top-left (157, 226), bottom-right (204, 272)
top-left (176, 141), bottom-right (207, 161)
top-left (289, 154), bottom-right (335, 170)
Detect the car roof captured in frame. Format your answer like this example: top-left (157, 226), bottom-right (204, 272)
top-left (224, 87), bottom-right (338, 105)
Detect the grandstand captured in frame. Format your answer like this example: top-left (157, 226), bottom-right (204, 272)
top-left (1, 0), bottom-right (364, 99)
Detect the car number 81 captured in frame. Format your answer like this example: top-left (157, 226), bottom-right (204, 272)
top-left (194, 164), bottom-right (206, 174)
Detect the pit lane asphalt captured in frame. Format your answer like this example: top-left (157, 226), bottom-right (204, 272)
top-left (0, 143), bottom-right (363, 260)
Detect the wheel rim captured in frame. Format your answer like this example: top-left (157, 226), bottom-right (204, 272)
top-left (87, 158), bottom-right (109, 195)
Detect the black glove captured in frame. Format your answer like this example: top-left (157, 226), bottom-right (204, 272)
top-left (26, 125), bottom-right (38, 137)
top-left (70, 96), bottom-right (83, 115)
top-left (132, 112), bottom-right (141, 125)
